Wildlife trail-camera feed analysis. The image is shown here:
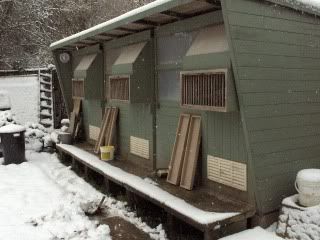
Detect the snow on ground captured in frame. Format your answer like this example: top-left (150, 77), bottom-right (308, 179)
top-left (0, 151), bottom-right (166, 240)
top-left (0, 75), bottom-right (39, 124)
top-left (219, 227), bottom-right (283, 240)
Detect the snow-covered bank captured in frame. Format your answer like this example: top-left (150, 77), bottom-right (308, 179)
top-left (0, 151), bottom-right (166, 240)
top-left (0, 110), bottom-right (58, 151)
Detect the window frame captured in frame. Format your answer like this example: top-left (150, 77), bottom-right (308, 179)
top-left (180, 69), bottom-right (229, 112)
top-left (108, 75), bottom-right (130, 103)
top-left (72, 78), bottom-right (85, 99)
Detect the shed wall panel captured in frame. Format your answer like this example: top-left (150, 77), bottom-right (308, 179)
top-left (223, 0), bottom-right (320, 213)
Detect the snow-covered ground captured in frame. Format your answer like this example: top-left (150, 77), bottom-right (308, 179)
top-left (0, 151), bottom-right (166, 240)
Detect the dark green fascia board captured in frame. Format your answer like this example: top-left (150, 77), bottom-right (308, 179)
top-left (103, 30), bottom-right (151, 50)
top-left (267, 0), bottom-right (320, 17)
top-left (72, 44), bottom-right (101, 57)
top-left (182, 51), bottom-right (231, 70)
top-left (111, 63), bottom-right (133, 75)
top-left (49, 0), bottom-right (193, 50)
top-left (156, 10), bottom-right (223, 37)
top-left (52, 50), bottom-right (72, 115)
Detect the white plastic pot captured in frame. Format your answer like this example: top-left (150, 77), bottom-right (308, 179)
top-left (295, 169), bottom-right (320, 207)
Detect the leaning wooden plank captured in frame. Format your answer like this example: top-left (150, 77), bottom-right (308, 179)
top-left (68, 111), bottom-right (76, 135)
top-left (73, 98), bottom-right (81, 116)
top-left (106, 107), bottom-right (119, 146)
top-left (104, 108), bottom-right (114, 146)
top-left (167, 113), bottom-right (191, 185)
top-left (94, 107), bottom-right (111, 153)
top-left (180, 115), bottom-right (202, 190)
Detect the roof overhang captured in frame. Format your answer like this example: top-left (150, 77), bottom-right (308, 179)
top-left (50, 0), bottom-right (320, 52)
top-left (50, 0), bottom-right (221, 51)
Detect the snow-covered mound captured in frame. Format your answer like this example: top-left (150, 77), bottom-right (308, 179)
top-left (277, 195), bottom-right (320, 240)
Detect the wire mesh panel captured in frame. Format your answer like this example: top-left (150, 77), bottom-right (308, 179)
top-left (181, 70), bottom-right (227, 111)
top-left (72, 79), bottom-right (84, 99)
top-left (109, 76), bottom-right (129, 101)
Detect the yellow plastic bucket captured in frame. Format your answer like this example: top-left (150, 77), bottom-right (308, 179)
top-left (100, 146), bottom-right (115, 161)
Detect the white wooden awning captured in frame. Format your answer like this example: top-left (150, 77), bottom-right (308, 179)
top-left (186, 25), bottom-right (229, 56)
top-left (74, 54), bottom-right (97, 78)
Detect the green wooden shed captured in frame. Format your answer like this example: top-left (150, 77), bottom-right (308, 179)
top-left (51, 0), bottom-right (320, 226)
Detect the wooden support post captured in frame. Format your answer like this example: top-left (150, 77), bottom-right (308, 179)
top-left (126, 189), bottom-right (136, 209)
top-left (204, 229), bottom-right (219, 240)
top-left (84, 166), bottom-right (89, 181)
top-left (104, 177), bottom-right (111, 194)
top-left (166, 213), bottom-right (176, 239)
top-left (71, 157), bottom-right (76, 170)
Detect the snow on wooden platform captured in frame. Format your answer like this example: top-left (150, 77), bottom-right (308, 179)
top-left (57, 144), bottom-right (239, 226)
top-left (219, 227), bottom-right (283, 240)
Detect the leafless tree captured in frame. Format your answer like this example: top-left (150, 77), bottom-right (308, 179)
top-left (0, 0), bottom-right (152, 70)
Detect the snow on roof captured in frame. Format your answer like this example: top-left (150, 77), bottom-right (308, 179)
top-left (50, 0), bottom-right (192, 50)
top-left (289, 0), bottom-right (320, 10)
top-left (57, 144), bottom-right (239, 225)
top-left (0, 124), bottom-right (26, 134)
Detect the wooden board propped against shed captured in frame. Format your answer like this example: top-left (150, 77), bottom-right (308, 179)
top-left (180, 115), bottom-right (202, 190)
top-left (105, 107), bottom-right (118, 146)
top-left (94, 107), bottom-right (118, 154)
top-left (167, 113), bottom-right (191, 185)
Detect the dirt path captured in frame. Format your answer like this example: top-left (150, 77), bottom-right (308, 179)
top-left (91, 215), bottom-right (152, 240)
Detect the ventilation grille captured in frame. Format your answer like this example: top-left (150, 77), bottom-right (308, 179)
top-left (89, 125), bottom-right (100, 141)
top-left (207, 155), bottom-right (247, 191)
top-left (110, 76), bottom-right (129, 101)
top-left (72, 79), bottom-right (84, 99)
top-left (130, 136), bottom-right (149, 159)
top-left (181, 71), bottom-right (226, 111)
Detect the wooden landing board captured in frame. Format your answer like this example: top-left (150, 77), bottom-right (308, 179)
top-left (94, 107), bottom-right (111, 153)
top-left (167, 113), bottom-right (191, 185)
top-left (180, 115), bottom-right (201, 190)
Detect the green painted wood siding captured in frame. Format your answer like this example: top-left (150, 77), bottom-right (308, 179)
top-left (156, 101), bottom-right (248, 176)
top-left (107, 102), bottom-right (154, 161)
top-left (223, 0), bottom-right (320, 214)
top-left (82, 99), bottom-right (103, 141)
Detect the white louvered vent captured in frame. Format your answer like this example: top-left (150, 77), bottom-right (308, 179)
top-left (130, 136), bottom-right (149, 159)
top-left (89, 125), bottom-right (100, 141)
top-left (207, 155), bottom-right (247, 191)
